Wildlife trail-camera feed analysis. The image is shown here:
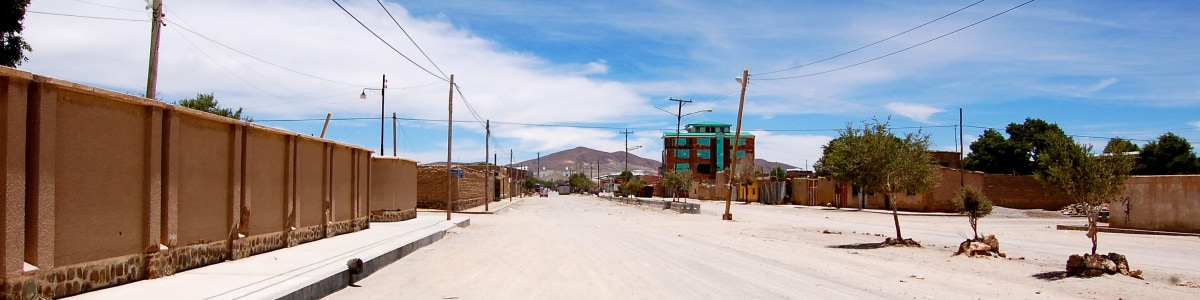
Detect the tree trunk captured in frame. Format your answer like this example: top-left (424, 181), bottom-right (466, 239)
top-left (889, 193), bottom-right (903, 240)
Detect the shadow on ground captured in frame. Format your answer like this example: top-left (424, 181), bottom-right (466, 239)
top-left (1031, 271), bottom-right (1070, 281)
top-left (828, 243), bottom-right (884, 250)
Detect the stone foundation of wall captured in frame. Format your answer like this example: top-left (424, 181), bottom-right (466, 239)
top-left (326, 219), bottom-right (356, 237)
top-left (288, 224), bottom-right (325, 247)
top-left (231, 232), bottom-right (287, 260)
top-left (147, 240), bottom-right (230, 279)
top-left (370, 209), bottom-right (417, 222)
top-left (352, 216), bottom-right (370, 231)
top-left (418, 197), bottom-right (486, 211)
top-left (1, 254), bottom-right (146, 299)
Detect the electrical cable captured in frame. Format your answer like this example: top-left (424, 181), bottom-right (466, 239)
top-left (375, 0), bottom-right (448, 79)
top-left (329, 0), bottom-right (449, 82)
top-left (27, 10), bottom-right (146, 22)
top-left (758, 0), bottom-right (1036, 81)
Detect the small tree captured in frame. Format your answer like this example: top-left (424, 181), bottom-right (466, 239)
top-left (953, 186), bottom-right (993, 240)
top-left (1035, 135), bottom-right (1134, 255)
top-left (568, 172), bottom-right (594, 192)
top-left (177, 93), bottom-right (252, 121)
top-left (618, 178), bottom-right (644, 198)
top-left (661, 170), bottom-right (693, 201)
top-left (769, 167), bottom-right (787, 179)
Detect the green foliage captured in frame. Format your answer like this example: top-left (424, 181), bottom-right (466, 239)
top-left (1103, 138), bottom-right (1139, 154)
top-left (963, 129), bottom-right (1029, 175)
top-left (176, 93), bottom-right (252, 121)
top-left (814, 119), bottom-right (939, 240)
top-left (617, 177), bottom-right (644, 197)
top-left (661, 170), bottom-right (693, 200)
top-left (617, 170), bottom-right (634, 183)
top-left (1, 0), bottom-right (32, 67)
top-left (1135, 132), bottom-right (1200, 175)
top-left (568, 172), bottom-right (595, 192)
top-left (1035, 134), bottom-right (1135, 255)
top-left (1006, 118), bottom-right (1068, 174)
top-left (953, 187), bottom-right (993, 239)
top-left (523, 176), bottom-right (539, 190)
top-left (769, 167), bottom-right (787, 179)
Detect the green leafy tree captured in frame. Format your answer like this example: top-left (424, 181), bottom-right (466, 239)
top-left (963, 129), bottom-right (1029, 175)
top-left (661, 170), bottom-right (693, 201)
top-left (953, 186), bottom-right (993, 240)
top-left (1135, 132), bottom-right (1200, 175)
top-left (176, 93), bottom-right (252, 121)
top-left (1103, 138), bottom-right (1139, 154)
top-left (618, 177), bottom-right (644, 198)
top-left (1, 0), bottom-right (32, 67)
top-left (617, 170), bottom-right (634, 183)
top-left (815, 119), bottom-right (939, 242)
top-left (1035, 135), bottom-right (1135, 255)
top-left (769, 167), bottom-right (787, 179)
top-left (568, 172), bottom-right (594, 192)
top-left (1006, 118), bottom-right (1068, 174)
top-left (523, 176), bottom-right (539, 190)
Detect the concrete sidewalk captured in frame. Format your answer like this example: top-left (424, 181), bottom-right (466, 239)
top-left (419, 197), bottom-right (524, 215)
top-left (67, 214), bottom-right (470, 300)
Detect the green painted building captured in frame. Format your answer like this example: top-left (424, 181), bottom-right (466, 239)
top-left (661, 122), bottom-right (755, 180)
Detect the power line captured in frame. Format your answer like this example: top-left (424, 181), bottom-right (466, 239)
top-left (755, 0), bottom-right (986, 76)
top-left (162, 19), bottom-right (364, 87)
top-left (374, 0), bottom-right (448, 79)
top-left (758, 0), bottom-right (1036, 81)
top-left (27, 10), bottom-right (147, 22)
top-left (329, 0), bottom-right (449, 82)
top-left (71, 0), bottom-right (145, 13)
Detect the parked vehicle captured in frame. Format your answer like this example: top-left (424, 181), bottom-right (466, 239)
top-left (539, 188), bottom-right (549, 197)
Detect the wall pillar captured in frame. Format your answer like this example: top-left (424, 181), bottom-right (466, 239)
top-left (161, 109), bottom-right (179, 248)
top-left (25, 80), bottom-right (55, 269)
top-left (143, 107), bottom-right (163, 253)
top-left (1, 75), bottom-right (27, 277)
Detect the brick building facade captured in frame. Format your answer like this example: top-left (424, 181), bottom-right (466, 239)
top-left (661, 122), bottom-right (755, 180)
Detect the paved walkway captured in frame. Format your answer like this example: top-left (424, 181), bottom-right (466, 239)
top-left (64, 205), bottom-right (515, 300)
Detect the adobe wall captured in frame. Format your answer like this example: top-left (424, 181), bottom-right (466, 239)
top-left (416, 165), bottom-right (488, 210)
top-left (369, 157), bottom-right (418, 222)
top-left (0, 67), bottom-right (383, 299)
top-left (1112, 175), bottom-right (1200, 234)
top-left (981, 174), bottom-right (1072, 210)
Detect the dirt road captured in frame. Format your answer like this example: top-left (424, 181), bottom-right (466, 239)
top-left (326, 194), bottom-right (1200, 299)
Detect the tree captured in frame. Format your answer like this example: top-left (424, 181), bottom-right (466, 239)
top-left (618, 177), bottom-right (643, 198)
top-left (1135, 132), bottom-right (1200, 175)
top-left (1103, 138), bottom-right (1139, 154)
top-left (1035, 134), bottom-right (1134, 255)
top-left (953, 186), bottom-right (993, 240)
top-left (963, 129), bottom-right (1030, 175)
top-left (769, 167), bottom-right (787, 179)
top-left (815, 119), bottom-right (939, 242)
top-left (568, 172), bottom-right (594, 193)
top-left (617, 170), bottom-right (634, 184)
top-left (177, 93), bottom-right (253, 121)
top-left (661, 170), bottom-right (693, 201)
top-left (1, 0), bottom-right (32, 67)
top-left (523, 176), bottom-right (539, 190)
top-left (1005, 118), bottom-right (1068, 174)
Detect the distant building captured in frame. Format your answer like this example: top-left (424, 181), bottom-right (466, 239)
top-left (661, 122), bottom-right (755, 180)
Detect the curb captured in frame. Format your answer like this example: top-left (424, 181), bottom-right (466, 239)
top-left (1055, 225), bottom-right (1200, 237)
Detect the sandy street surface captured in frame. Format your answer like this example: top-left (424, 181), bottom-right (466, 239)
top-left (325, 193), bottom-right (1200, 299)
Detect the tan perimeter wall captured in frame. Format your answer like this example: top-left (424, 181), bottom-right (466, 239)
top-left (416, 165), bottom-right (490, 210)
top-left (0, 67), bottom-right (386, 299)
top-left (369, 157), bottom-right (418, 222)
top-left (1112, 175), bottom-right (1200, 234)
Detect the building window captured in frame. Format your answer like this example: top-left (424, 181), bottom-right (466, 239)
top-left (675, 137), bottom-right (687, 146)
top-left (727, 138), bottom-right (746, 146)
top-left (697, 138), bottom-right (711, 146)
top-left (697, 164), bottom-right (712, 174)
top-left (675, 163), bottom-right (690, 172)
top-left (675, 149), bottom-right (690, 159)
top-left (697, 149), bottom-right (711, 159)
top-left (736, 150), bottom-right (745, 158)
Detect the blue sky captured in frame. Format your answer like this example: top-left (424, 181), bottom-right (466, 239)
top-left (19, 0), bottom-right (1200, 172)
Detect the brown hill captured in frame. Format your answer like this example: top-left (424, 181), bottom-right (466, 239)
top-left (512, 147), bottom-right (660, 181)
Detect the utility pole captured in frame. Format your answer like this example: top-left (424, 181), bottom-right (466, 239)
top-left (392, 112), bottom-right (397, 156)
top-left (509, 149), bottom-right (514, 200)
top-left (959, 108), bottom-right (965, 187)
top-left (485, 119), bottom-right (490, 211)
top-left (320, 113), bottom-right (331, 138)
top-left (536, 152), bottom-right (540, 180)
top-left (669, 98), bottom-right (693, 142)
top-left (145, 0), bottom-right (164, 99)
top-left (445, 74), bottom-right (454, 221)
top-left (724, 68), bottom-right (749, 221)
top-left (620, 129), bottom-right (634, 171)
top-left (380, 74), bottom-right (387, 155)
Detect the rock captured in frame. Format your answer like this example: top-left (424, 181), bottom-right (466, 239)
top-left (1108, 252), bottom-right (1130, 275)
top-left (982, 235), bottom-right (1000, 253)
top-left (1084, 255), bottom-right (1117, 274)
top-left (1066, 254), bottom-right (1086, 276)
top-left (1130, 269), bottom-right (1144, 280)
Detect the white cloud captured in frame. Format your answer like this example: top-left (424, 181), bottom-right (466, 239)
top-left (885, 102), bottom-right (944, 124)
top-left (747, 131), bottom-right (833, 170)
top-left (1083, 77), bottom-right (1119, 93)
top-left (1190, 121), bottom-right (1200, 130)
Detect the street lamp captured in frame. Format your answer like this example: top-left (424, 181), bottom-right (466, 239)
top-left (359, 74), bottom-right (387, 155)
top-left (724, 69), bottom-right (749, 221)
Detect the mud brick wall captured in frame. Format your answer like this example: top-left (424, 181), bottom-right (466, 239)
top-left (1114, 175), bottom-right (1200, 234)
top-left (982, 174), bottom-right (1072, 210)
top-left (416, 165), bottom-right (489, 210)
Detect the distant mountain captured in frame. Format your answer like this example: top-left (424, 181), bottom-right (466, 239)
top-left (512, 147), bottom-right (661, 181)
top-left (505, 146), bottom-right (799, 181)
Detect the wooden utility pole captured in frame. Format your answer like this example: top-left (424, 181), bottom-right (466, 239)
top-left (145, 0), bottom-right (164, 99)
top-left (380, 74), bottom-right (387, 155)
top-left (724, 68), bottom-right (749, 221)
top-left (445, 75), bottom-right (454, 221)
top-left (485, 119), bottom-right (490, 211)
top-left (620, 129), bottom-right (634, 171)
top-left (319, 113), bottom-right (331, 138)
top-left (509, 149), bottom-right (513, 200)
top-left (959, 108), bottom-right (965, 187)
top-left (393, 112), bottom-right (398, 156)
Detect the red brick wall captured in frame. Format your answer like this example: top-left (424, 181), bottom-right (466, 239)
top-left (416, 165), bottom-right (489, 210)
